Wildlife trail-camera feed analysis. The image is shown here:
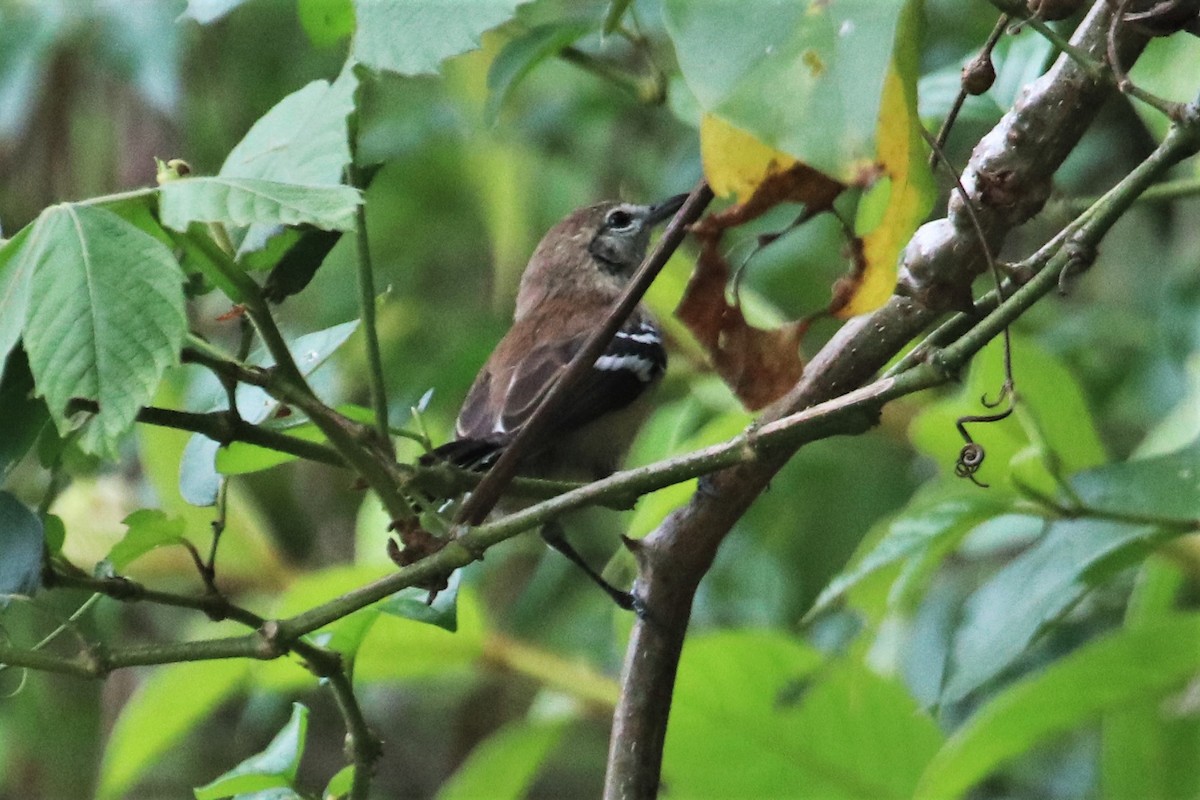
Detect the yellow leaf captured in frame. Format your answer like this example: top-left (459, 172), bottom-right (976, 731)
top-left (700, 114), bottom-right (799, 204)
top-left (840, 0), bottom-right (934, 317)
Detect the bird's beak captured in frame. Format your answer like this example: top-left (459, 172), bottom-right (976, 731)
top-left (645, 193), bottom-right (689, 226)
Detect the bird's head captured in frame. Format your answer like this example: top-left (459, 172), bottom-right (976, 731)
top-left (514, 194), bottom-right (687, 320)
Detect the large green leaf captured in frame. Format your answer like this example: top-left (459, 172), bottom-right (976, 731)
top-left (810, 482), bottom-right (1016, 616)
top-left (20, 204), bottom-right (187, 458)
top-left (942, 519), bottom-right (1166, 703)
top-left (436, 718), bottom-right (569, 800)
top-left (1068, 443), bottom-right (1200, 525)
top-left (664, 631), bottom-right (941, 798)
top-left (915, 616), bottom-right (1200, 800)
top-left (158, 177), bottom-right (360, 234)
top-left (0, 491), bottom-right (43, 603)
top-left (664, 0), bottom-right (907, 181)
top-left (98, 656), bottom-right (251, 800)
top-left (194, 703), bottom-right (308, 800)
top-left (1101, 560), bottom-right (1200, 800)
top-left (353, 0), bottom-right (528, 76)
top-left (220, 69), bottom-right (358, 255)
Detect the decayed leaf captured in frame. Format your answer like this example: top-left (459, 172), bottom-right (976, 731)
top-left (683, 121), bottom-right (844, 410)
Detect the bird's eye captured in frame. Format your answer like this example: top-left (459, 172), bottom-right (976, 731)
top-left (605, 209), bottom-right (635, 230)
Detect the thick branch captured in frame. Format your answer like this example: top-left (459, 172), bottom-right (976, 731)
top-left (603, 3), bottom-right (1160, 797)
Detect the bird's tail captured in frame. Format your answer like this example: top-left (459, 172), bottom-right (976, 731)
top-left (420, 437), bottom-right (504, 472)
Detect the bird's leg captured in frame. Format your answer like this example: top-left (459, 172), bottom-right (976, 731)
top-left (540, 520), bottom-right (641, 614)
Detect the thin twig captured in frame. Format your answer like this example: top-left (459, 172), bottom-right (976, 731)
top-left (350, 163), bottom-right (392, 444)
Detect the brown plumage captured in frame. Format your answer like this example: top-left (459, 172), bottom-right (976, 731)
top-left (432, 196), bottom-right (685, 482)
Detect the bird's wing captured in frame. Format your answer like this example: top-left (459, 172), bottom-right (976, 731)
top-left (455, 318), bottom-right (666, 445)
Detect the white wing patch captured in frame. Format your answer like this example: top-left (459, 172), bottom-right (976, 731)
top-left (594, 353), bottom-right (658, 382)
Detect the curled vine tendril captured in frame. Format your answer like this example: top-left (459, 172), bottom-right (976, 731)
top-left (954, 392), bottom-right (1016, 487)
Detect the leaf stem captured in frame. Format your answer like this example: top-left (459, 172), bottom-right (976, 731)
top-left (349, 165), bottom-right (392, 444)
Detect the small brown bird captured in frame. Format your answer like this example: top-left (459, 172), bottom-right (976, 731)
top-left (431, 194), bottom-right (687, 607)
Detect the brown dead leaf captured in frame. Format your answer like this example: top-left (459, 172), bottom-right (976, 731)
top-left (678, 231), bottom-right (810, 411)
top-left (680, 142), bottom-right (847, 410)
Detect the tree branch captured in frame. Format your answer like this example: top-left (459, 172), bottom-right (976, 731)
top-left (603, 3), bottom-right (1162, 796)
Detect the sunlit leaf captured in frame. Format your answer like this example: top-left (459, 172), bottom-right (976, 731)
top-left (194, 703), bottom-right (308, 800)
top-left (159, 178), bottom-right (361, 234)
top-left (436, 718), bottom-right (569, 800)
top-left (353, 0), bottom-right (529, 76)
top-left (99, 656), bottom-right (251, 800)
top-left (221, 69), bottom-right (358, 256)
top-left (700, 114), bottom-right (801, 204)
top-left (107, 509), bottom-right (187, 571)
top-left (915, 616), bottom-right (1200, 800)
top-left (21, 205), bottom-right (186, 459)
top-left (910, 335), bottom-right (1107, 489)
top-left (297, 0), bottom-right (355, 47)
top-left (664, 631), bottom-right (941, 798)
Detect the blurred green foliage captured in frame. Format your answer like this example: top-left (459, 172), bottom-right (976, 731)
top-left (0, 1), bottom-right (1199, 798)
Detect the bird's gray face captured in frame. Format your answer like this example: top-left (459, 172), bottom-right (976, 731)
top-left (587, 195), bottom-right (687, 277)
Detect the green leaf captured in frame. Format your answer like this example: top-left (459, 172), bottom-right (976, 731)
top-left (810, 482), bottom-right (1015, 616)
top-left (0, 491), bottom-right (44, 603)
top-left (664, 0), bottom-right (907, 181)
top-left (1101, 560), bottom-right (1200, 800)
top-left (99, 656), bottom-right (251, 800)
top-left (485, 22), bottom-right (591, 123)
top-left (107, 509), bottom-right (188, 571)
top-left (353, 0), bottom-right (528, 76)
top-left (664, 631), bottom-right (941, 799)
top-left (194, 703), bottom-right (309, 800)
top-left (297, 0), bottom-right (355, 47)
top-left (1129, 33), bottom-right (1200, 141)
top-left (910, 334), bottom-right (1107, 489)
top-left (324, 765), bottom-right (355, 799)
top-left (1068, 443), bottom-right (1200, 526)
top-left (21, 204), bottom-right (187, 459)
top-left (181, 321), bottom-right (358, 504)
top-left (0, 225), bottom-right (34, 368)
top-left (0, 348), bottom-right (49, 479)
top-left (436, 718), bottom-right (568, 800)
top-left (159, 178), bottom-right (360, 234)
top-left (942, 519), bottom-right (1166, 703)
top-left (352, 586), bottom-right (487, 683)
top-left (378, 569), bottom-right (461, 632)
top-left (915, 615), bottom-right (1200, 800)
top-left (180, 0), bottom-right (255, 24)
top-left (220, 68), bottom-right (357, 255)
